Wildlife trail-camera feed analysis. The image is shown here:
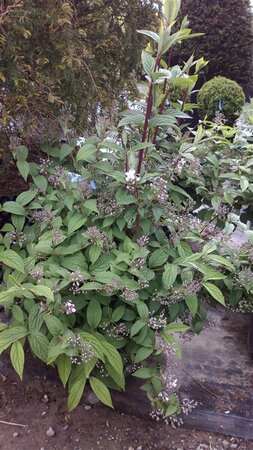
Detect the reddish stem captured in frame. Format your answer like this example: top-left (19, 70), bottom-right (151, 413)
top-left (135, 55), bottom-right (161, 240)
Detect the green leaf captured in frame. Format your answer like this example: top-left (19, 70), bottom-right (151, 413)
top-left (105, 363), bottom-right (125, 390)
top-left (28, 332), bottom-right (49, 363)
top-left (15, 145), bottom-right (28, 161)
top-left (202, 282), bottom-right (225, 305)
top-left (60, 143), bottom-right (74, 160)
top-left (28, 304), bottom-right (44, 331)
top-left (87, 299), bottom-right (102, 329)
top-left (89, 377), bottom-right (113, 408)
top-left (0, 323), bottom-right (8, 331)
top-left (165, 322), bottom-right (189, 333)
top-left (162, 264), bottom-right (178, 289)
top-left (68, 378), bottom-right (86, 411)
top-left (79, 332), bottom-right (105, 361)
top-left (134, 347), bottom-right (153, 363)
top-left (90, 254), bottom-right (112, 273)
top-left (32, 175), bottom-right (48, 191)
top-left (132, 367), bottom-right (156, 379)
top-left (68, 214), bottom-right (86, 235)
top-left (2, 201), bottom-right (26, 216)
top-left (12, 305), bottom-right (24, 324)
top-left (57, 354), bottom-right (71, 387)
top-left (137, 29), bottom-right (160, 43)
top-left (207, 255), bottom-right (234, 269)
top-left (89, 245), bottom-right (102, 264)
top-left (11, 214), bottom-right (25, 231)
top-left (76, 144), bottom-right (97, 163)
top-left (44, 315), bottom-right (63, 336)
top-left (10, 341), bottom-right (25, 380)
top-left (149, 249), bottom-right (168, 268)
top-left (28, 285), bottom-right (54, 303)
top-left (130, 320), bottom-right (146, 337)
top-left (99, 340), bottom-right (123, 376)
top-left (0, 326), bottom-right (27, 354)
top-left (136, 302), bottom-right (149, 320)
top-left (141, 50), bottom-right (155, 76)
top-left (0, 287), bottom-right (23, 307)
top-left (0, 250), bottom-right (25, 273)
top-left (111, 305), bottom-right (125, 322)
top-left (16, 190), bottom-right (37, 206)
top-left (185, 295), bottom-right (198, 317)
top-left (83, 199), bottom-right (98, 213)
top-left (116, 189), bottom-right (136, 205)
top-left (240, 178), bottom-right (249, 192)
top-left (17, 160), bottom-right (29, 181)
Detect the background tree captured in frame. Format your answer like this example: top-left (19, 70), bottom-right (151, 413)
top-left (173, 0), bottom-right (253, 97)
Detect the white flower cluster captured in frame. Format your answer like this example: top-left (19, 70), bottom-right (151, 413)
top-left (125, 169), bottom-right (140, 183)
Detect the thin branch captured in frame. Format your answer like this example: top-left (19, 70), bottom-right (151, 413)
top-left (0, 420), bottom-right (27, 427)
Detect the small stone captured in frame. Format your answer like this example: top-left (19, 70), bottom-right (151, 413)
top-left (40, 448), bottom-right (45, 450)
top-left (41, 411), bottom-right (47, 416)
top-left (42, 394), bottom-right (49, 403)
top-left (63, 424), bottom-right (69, 431)
top-left (46, 426), bottom-right (55, 437)
top-left (230, 445), bottom-right (238, 449)
top-left (222, 441), bottom-right (230, 449)
top-left (137, 446), bottom-right (143, 450)
top-left (13, 432), bottom-right (19, 437)
top-left (84, 405), bottom-right (91, 411)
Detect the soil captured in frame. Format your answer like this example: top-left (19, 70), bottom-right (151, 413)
top-left (0, 354), bottom-right (252, 450)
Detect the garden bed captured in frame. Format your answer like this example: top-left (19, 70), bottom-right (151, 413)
top-left (0, 307), bottom-right (252, 448)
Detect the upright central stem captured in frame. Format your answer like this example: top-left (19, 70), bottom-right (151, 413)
top-left (135, 55), bottom-right (161, 240)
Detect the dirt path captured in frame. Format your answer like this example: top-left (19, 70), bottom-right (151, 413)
top-left (0, 359), bottom-right (252, 450)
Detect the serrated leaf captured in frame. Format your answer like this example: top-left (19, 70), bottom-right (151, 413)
top-left (2, 201), bottom-right (26, 216)
top-left (111, 305), bottom-right (125, 322)
top-left (44, 314), bottom-right (63, 336)
top-left (137, 29), bottom-right (160, 43)
top-left (202, 282), bottom-right (225, 305)
top-left (57, 354), bottom-right (71, 387)
top-left (28, 304), bottom-right (43, 331)
top-left (130, 319), bottom-right (146, 337)
top-left (149, 249), bottom-right (168, 268)
top-left (90, 377), bottom-right (113, 408)
top-left (89, 245), bottom-right (102, 264)
top-left (141, 50), bottom-right (155, 76)
top-left (132, 366), bottom-right (156, 379)
top-left (10, 341), bottom-right (25, 380)
top-left (116, 189), bottom-right (136, 205)
top-left (68, 214), bottom-right (86, 235)
top-left (207, 255), bottom-right (234, 269)
top-left (79, 332), bottom-right (104, 361)
top-left (134, 347), bottom-right (153, 363)
top-left (0, 326), bottom-right (27, 354)
top-left (17, 160), bottom-right (29, 181)
top-left (12, 305), bottom-right (24, 324)
top-left (83, 199), bottom-right (98, 213)
top-left (60, 143), bottom-right (74, 160)
top-left (0, 250), bottom-right (25, 273)
top-left (68, 378), bottom-right (86, 411)
top-left (76, 144), bottom-right (97, 162)
top-left (99, 340), bottom-right (123, 375)
top-left (105, 363), bottom-right (125, 390)
top-left (136, 302), bottom-right (149, 320)
top-left (165, 322), bottom-right (189, 333)
top-left (185, 295), bottom-right (198, 317)
top-left (28, 332), bottom-right (49, 363)
top-left (29, 285), bottom-right (54, 302)
top-left (87, 299), bottom-right (102, 329)
top-left (16, 190), bottom-right (37, 206)
top-left (162, 264), bottom-right (178, 289)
